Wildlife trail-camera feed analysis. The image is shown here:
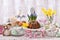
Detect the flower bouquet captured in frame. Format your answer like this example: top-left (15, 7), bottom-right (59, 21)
top-left (42, 8), bottom-right (57, 37)
top-left (42, 8), bottom-right (56, 23)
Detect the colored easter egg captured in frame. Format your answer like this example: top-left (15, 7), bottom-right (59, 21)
top-left (11, 30), bottom-right (18, 35)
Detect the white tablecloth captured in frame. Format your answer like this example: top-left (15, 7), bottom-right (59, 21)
top-left (0, 35), bottom-right (60, 40)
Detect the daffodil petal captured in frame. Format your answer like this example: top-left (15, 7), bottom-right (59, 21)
top-left (47, 8), bottom-right (53, 17)
top-left (42, 8), bottom-right (48, 16)
top-left (53, 10), bottom-right (56, 15)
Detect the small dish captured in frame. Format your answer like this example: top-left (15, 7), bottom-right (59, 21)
top-left (10, 26), bottom-right (25, 36)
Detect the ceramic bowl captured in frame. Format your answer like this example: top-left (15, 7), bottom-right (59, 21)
top-left (46, 29), bottom-right (57, 37)
top-left (10, 27), bottom-right (25, 36)
top-left (24, 27), bottom-right (46, 38)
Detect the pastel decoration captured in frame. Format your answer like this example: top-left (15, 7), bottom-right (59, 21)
top-left (11, 30), bottom-right (18, 35)
top-left (25, 30), bottom-right (32, 38)
top-left (0, 25), bottom-right (4, 34)
top-left (56, 29), bottom-right (60, 37)
top-left (25, 29), bottom-right (46, 38)
top-left (45, 25), bottom-right (50, 30)
top-left (9, 16), bottom-right (17, 22)
top-left (22, 22), bottom-right (28, 28)
top-left (17, 28), bottom-right (25, 35)
top-left (56, 32), bottom-right (60, 37)
top-left (46, 29), bottom-right (57, 37)
top-left (3, 30), bottom-right (10, 36)
top-left (40, 29), bottom-right (46, 37)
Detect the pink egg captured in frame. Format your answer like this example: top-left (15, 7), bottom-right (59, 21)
top-left (0, 25), bottom-right (4, 34)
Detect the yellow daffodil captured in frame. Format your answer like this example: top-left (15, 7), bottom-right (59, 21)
top-left (53, 10), bottom-right (56, 15)
top-left (47, 8), bottom-right (56, 17)
top-left (42, 8), bottom-right (56, 17)
top-left (42, 7), bottom-right (56, 23)
top-left (22, 22), bottom-right (28, 28)
top-left (42, 8), bottom-right (48, 16)
top-left (47, 8), bottom-right (53, 17)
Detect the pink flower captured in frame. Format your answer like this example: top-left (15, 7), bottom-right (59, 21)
top-left (34, 34), bottom-right (37, 38)
top-left (25, 30), bottom-right (32, 33)
top-left (25, 30), bottom-right (33, 38)
top-left (39, 20), bottom-right (47, 24)
top-left (40, 30), bottom-right (46, 37)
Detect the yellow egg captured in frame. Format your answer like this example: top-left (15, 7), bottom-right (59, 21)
top-left (22, 23), bottom-right (28, 28)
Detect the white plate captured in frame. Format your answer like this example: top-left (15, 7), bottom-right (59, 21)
top-left (23, 27), bottom-right (44, 32)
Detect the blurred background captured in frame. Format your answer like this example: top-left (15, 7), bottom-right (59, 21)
top-left (0, 0), bottom-right (59, 25)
